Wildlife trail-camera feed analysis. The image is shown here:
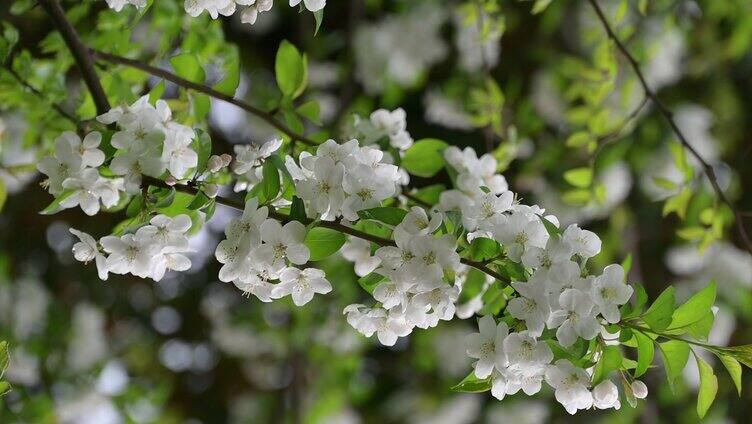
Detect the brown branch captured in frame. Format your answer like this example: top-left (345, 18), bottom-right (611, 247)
top-left (90, 50), bottom-right (319, 147)
top-left (587, 0), bottom-right (752, 255)
top-left (38, 0), bottom-right (111, 115)
top-left (140, 176), bottom-right (510, 284)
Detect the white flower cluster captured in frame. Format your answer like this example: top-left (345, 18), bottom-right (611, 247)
top-left (38, 96), bottom-right (200, 216)
top-left (343, 207), bottom-right (461, 346)
top-left (38, 132), bottom-right (121, 216)
top-left (104, 0), bottom-right (325, 25)
top-left (69, 214), bottom-right (194, 282)
top-left (284, 139), bottom-right (403, 221)
top-left (466, 315), bottom-right (647, 414)
top-left (184, 0), bottom-right (324, 25)
top-left (97, 95), bottom-right (198, 194)
top-left (232, 138), bottom-right (282, 192)
top-left (214, 199), bottom-right (332, 305)
top-left (353, 107), bottom-right (414, 152)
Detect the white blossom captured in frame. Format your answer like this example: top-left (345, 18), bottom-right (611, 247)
top-left (273, 267), bottom-right (332, 306)
top-left (545, 359), bottom-right (593, 415)
top-left (548, 289), bottom-right (601, 347)
top-left (591, 264), bottom-right (633, 323)
top-left (465, 315), bottom-right (508, 379)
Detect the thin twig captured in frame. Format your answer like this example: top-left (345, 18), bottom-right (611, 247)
top-left (589, 96), bottom-right (649, 167)
top-left (90, 50), bottom-right (319, 146)
top-left (38, 0), bottom-right (111, 115)
top-left (587, 0), bottom-right (752, 255)
top-left (1, 64), bottom-right (78, 124)
top-left (141, 176), bottom-right (510, 284)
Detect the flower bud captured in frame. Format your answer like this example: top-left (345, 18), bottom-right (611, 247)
top-left (631, 380), bottom-right (648, 399)
top-left (220, 153), bottom-right (232, 167)
top-left (165, 176), bottom-right (177, 186)
top-left (207, 155), bottom-right (224, 173)
top-left (203, 183), bottom-right (219, 199)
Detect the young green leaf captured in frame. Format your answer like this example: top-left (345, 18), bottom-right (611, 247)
top-left (563, 167), bottom-right (593, 188)
top-left (170, 53), bottom-right (205, 83)
top-left (214, 46), bottom-right (240, 96)
top-left (304, 227), bottom-right (346, 261)
top-left (451, 371), bottom-right (491, 393)
top-left (634, 331), bottom-right (654, 378)
top-left (592, 345), bottom-right (623, 386)
top-left (695, 352), bottom-right (718, 418)
top-left (401, 139), bottom-right (448, 178)
top-left (39, 189), bottom-right (77, 215)
top-left (275, 40), bottom-right (308, 99)
top-left (717, 353), bottom-right (742, 395)
top-left (469, 237), bottom-right (501, 262)
top-left (357, 207), bottom-right (408, 226)
top-left (668, 281), bottom-right (716, 332)
top-left (642, 286), bottom-right (675, 332)
top-left (657, 340), bottom-right (690, 392)
top-left (358, 272), bottom-right (384, 295)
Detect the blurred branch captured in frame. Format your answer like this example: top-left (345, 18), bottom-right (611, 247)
top-left (38, 0), bottom-right (111, 115)
top-left (90, 50), bottom-right (319, 147)
top-left (587, 0), bottom-right (752, 255)
top-left (140, 176), bottom-right (511, 284)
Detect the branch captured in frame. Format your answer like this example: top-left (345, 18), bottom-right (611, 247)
top-left (587, 0), bottom-right (752, 255)
top-left (90, 50), bottom-right (319, 147)
top-left (140, 176), bottom-right (510, 284)
top-left (38, 0), bottom-right (111, 115)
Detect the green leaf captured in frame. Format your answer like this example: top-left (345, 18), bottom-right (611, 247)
top-left (194, 130), bottom-right (212, 175)
top-left (451, 371), bottom-right (491, 393)
top-left (149, 80), bottom-right (166, 104)
top-left (170, 53), bottom-right (205, 83)
top-left (717, 354), bottom-right (742, 395)
top-left (668, 281), bottom-right (716, 332)
top-left (592, 345), bottom-right (623, 386)
top-left (652, 176), bottom-right (678, 190)
top-left (313, 9), bottom-right (324, 35)
top-left (563, 167), bottom-right (593, 188)
top-left (657, 340), bottom-right (690, 392)
top-left (539, 215), bottom-right (562, 237)
top-left (715, 345), bottom-right (752, 369)
top-left (255, 160), bottom-right (280, 204)
top-left (695, 352), bottom-right (718, 418)
top-left (188, 192), bottom-right (210, 210)
top-left (663, 188), bottom-right (692, 219)
top-left (0, 341), bottom-right (8, 376)
top-left (290, 196), bottom-right (307, 222)
top-left (642, 286), bottom-right (675, 332)
top-left (0, 179), bottom-right (6, 212)
top-left (401, 138), bottom-right (448, 178)
top-left (531, 0), bottom-right (554, 14)
top-left (358, 272), bottom-right (384, 294)
top-left (214, 46), bottom-right (240, 96)
top-left (565, 132), bottom-right (594, 149)
top-left (562, 189), bottom-right (591, 205)
top-left (634, 331), bottom-right (654, 378)
top-left (304, 227), bottom-right (346, 261)
top-left (0, 23), bottom-right (19, 63)
top-left (39, 189), bottom-right (77, 215)
top-left (469, 237), bottom-right (501, 262)
top-left (357, 207), bottom-right (407, 226)
top-left (296, 100), bottom-right (321, 125)
top-left (275, 40), bottom-right (307, 98)
top-left (0, 381), bottom-right (10, 396)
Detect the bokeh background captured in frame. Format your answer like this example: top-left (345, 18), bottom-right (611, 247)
top-left (1, 0), bottom-right (751, 422)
